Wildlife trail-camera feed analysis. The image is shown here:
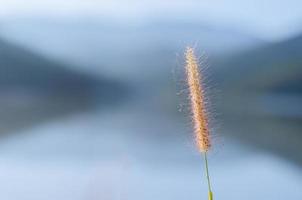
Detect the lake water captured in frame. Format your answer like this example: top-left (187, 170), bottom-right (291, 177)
top-left (0, 99), bottom-right (300, 200)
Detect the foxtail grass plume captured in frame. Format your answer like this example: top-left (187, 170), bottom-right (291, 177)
top-left (185, 47), bottom-right (211, 152)
top-left (185, 47), bottom-right (214, 200)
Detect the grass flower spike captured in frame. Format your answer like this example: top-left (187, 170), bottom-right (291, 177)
top-left (185, 47), bottom-right (211, 152)
top-left (185, 47), bottom-right (213, 200)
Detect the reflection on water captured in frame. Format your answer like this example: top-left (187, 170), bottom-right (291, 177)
top-left (0, 98), bottom-right (301, 200)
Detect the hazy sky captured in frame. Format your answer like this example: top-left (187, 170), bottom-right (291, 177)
top-left (1, 0), bottom-right (302, 40)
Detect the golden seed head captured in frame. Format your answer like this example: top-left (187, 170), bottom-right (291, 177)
top-left (185, 47), bottom-right (211, 152)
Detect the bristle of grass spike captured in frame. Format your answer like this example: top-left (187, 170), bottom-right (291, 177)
top-left (185, 47), bottom-right (211, 152)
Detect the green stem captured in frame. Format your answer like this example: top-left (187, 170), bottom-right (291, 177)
top-left (203, 152), bottom-right (213, 200)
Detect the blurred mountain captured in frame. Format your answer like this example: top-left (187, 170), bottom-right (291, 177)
top-left (0, 19), bottom-right (263, 79)
top-left (216, 35), bottom-right (302, 91)
top-left (0, 38), bottom-right (128, 136)
top-left (214, 34), bottom-right (302, 165)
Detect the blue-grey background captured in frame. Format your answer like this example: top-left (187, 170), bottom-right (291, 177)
top-left (0, 1), bottom-right (301, 199)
